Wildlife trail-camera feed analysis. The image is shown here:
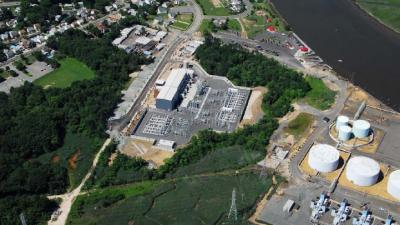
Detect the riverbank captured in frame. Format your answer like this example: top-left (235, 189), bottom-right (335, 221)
top-left (270, 0), bottom-right (400, 112)
top-left (353, 0), bottom-right (400, 34)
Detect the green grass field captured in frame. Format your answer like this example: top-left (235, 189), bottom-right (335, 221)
top-left (34, 57), bottom-right (95, 88)
top-left (228, 18), bottom-right (242, 31)
top-left (199, 19), bottom-right (215, 34)
top-left (284, 113), bottom-right (314, 137)
top-left (356, 0), bottom-right (400, 32)
top-left (37, 131), bottom-right (103, 190)
top-left (196, 0), bottom-right (231, 16)
top-left (304, 76), bottom-right (336, 110)
top-left (67, 172), bottom-right (272, 225)
top-left (170, 14), bottom-right (193, 30)
top-left (171, 146), bottom-right (263, 178)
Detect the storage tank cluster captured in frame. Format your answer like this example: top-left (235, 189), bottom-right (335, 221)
top-left (308, 144), bottom-right (340, 173)
top-left (346, 156), bottom-right (380, 186)
top-left (335, 116), bottom-right (371, 141)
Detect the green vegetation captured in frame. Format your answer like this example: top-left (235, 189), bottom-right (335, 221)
top-left (356, 0), bottom-right (400, 32)
top-left (67, 37), bottom-right (307, 224)
top-left (304, 76), bottom-right (336, 110)
top-left (195, 0), bottom-right (231, 16)
top-left (37, 132), bottom-right (103, 189)
top-left (85, 143), bottom-right (154, 189)
top-left (0, 26), bottom-right (149, 224)
top-left (228, 18), bottom-right (242, 31)
top-left (199, 19), bottom-right (217, 34)
top-left (171, 145), bottom-right (264, 177)
top-left (0, 68), bottom-right (12, 79)
top-left (68, 172), bottom-right (272, 225)
top-left (199, 18), bottom-right (241, 34)
top-left (284, 113), bottom-right (314, 137)
top-left (242, 0), bottom-right (289, 38)
top-left (34, 57), bottom-right (96, 88)
top-left (171, 20), bottom-right (192, 30)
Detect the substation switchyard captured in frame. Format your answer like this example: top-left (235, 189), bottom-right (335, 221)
top-left (131, 65), bottom-right (250, 151)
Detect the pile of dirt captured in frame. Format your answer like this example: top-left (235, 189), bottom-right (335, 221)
top-left (68, 149), bottom-right (80, 170)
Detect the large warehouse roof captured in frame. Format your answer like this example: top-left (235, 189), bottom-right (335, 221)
top-left (156, 69), bottom-right (193, 101)
top-left (165, 69), bottom-right (193, 88)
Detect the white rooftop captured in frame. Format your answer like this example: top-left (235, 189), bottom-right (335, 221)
top-left (135, 36), bottom-right (152, 45)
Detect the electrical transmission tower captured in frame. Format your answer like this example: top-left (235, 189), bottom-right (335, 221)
top-left (19, 213), bottom-right (27, 225)
top-left (228, 188), bottom-right (238, 221)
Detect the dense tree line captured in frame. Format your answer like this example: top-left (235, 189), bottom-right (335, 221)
top-left (0, 28), bottom-right (149, 224)
top-left (157, 37), bottom-right (310, 176)
top-left (195, 37), bottom-right (310, 117)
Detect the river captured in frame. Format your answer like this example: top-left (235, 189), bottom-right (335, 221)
top-left (271, 0), bottom-right (400, 111)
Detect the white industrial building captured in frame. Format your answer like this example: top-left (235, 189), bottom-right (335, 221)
top-left (308, 144), bottom-right (340, 173)
top-left (156, 68), bottom-right (193, 110)
top-left (346, 156), bottom-right (380, 186)
top-left (388, 170), bottom-right (400, 200)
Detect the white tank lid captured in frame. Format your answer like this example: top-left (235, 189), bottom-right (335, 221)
top-left (347, 156), bottom-right (380, 177)
top-left (337, 115), bottom-right (349, 122)
top-left (309, 144), bottom-right (340, 164)
top-left (339, 125), bottom-right (352, 132)
top-left (353, 120), bottom-right (371, 129)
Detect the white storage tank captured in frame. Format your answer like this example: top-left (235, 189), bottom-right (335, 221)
top-left (346, 156), bottom-right (380, 186)
top-left (352, 120), bottom-right (371, 138)
top-left (336, 116), bottom-right (349, 130)
top-left (308, 144), bottom-right (340, 173)
top-left (338, 125), bottom-right (352, 141)
top-left (388, 170), bottom-right (400, 200)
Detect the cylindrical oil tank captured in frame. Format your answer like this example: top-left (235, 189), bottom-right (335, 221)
top-left (388, 170), bottom-right (400, 200)
top-left (352, 120), bottom-right (371, 138)
top-left (308, 144), bottom-right (340, 173)
top-left (336, 116), bottom-right (349, 130)
top-left (346, 156), bottom-right (380, 186)
top-left (338, 125), bottom-right (352, 141)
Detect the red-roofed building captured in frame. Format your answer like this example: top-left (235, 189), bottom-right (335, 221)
top-left (300, 46), bottom-right (309, 52)
top-left (266, 25), bottom-right (276, 33)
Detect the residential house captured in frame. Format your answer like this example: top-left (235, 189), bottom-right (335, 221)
top-left (8, 30), bottom-right (18, 39)
top-left (3, 49), bottom-right (15, 59)
top-left (26, 26), bottom-right (35, 34)
top-left (0, 33), bottom-right (9, 41)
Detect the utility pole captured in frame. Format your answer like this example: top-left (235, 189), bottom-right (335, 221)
top-left (228, 188), bottom-right (238, 221)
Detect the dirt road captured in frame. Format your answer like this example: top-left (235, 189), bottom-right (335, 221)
top-left (47, 138), bottom-right (112, 225)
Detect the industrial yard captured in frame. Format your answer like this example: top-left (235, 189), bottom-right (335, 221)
top-left (131, 64), bottom-right (251, 148)
top-left (256, 85), bottom-right (400, 225)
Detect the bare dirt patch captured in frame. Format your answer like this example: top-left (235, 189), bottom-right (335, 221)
top-left (211, 0), bottom-right (223, 8)
top-left (121, 138), bottom-right (174, 168)
top-left (240, 87), bottom-right (267, 126)
top-left (51, 154), bottom-right (60, 163)
top-left (68, 149), bottom-right (80, 170)
top-left (255, 10), bottom-right (266, 16)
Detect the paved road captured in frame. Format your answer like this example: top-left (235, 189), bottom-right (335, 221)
top-left (0, 1), bottom-right (20, 7)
